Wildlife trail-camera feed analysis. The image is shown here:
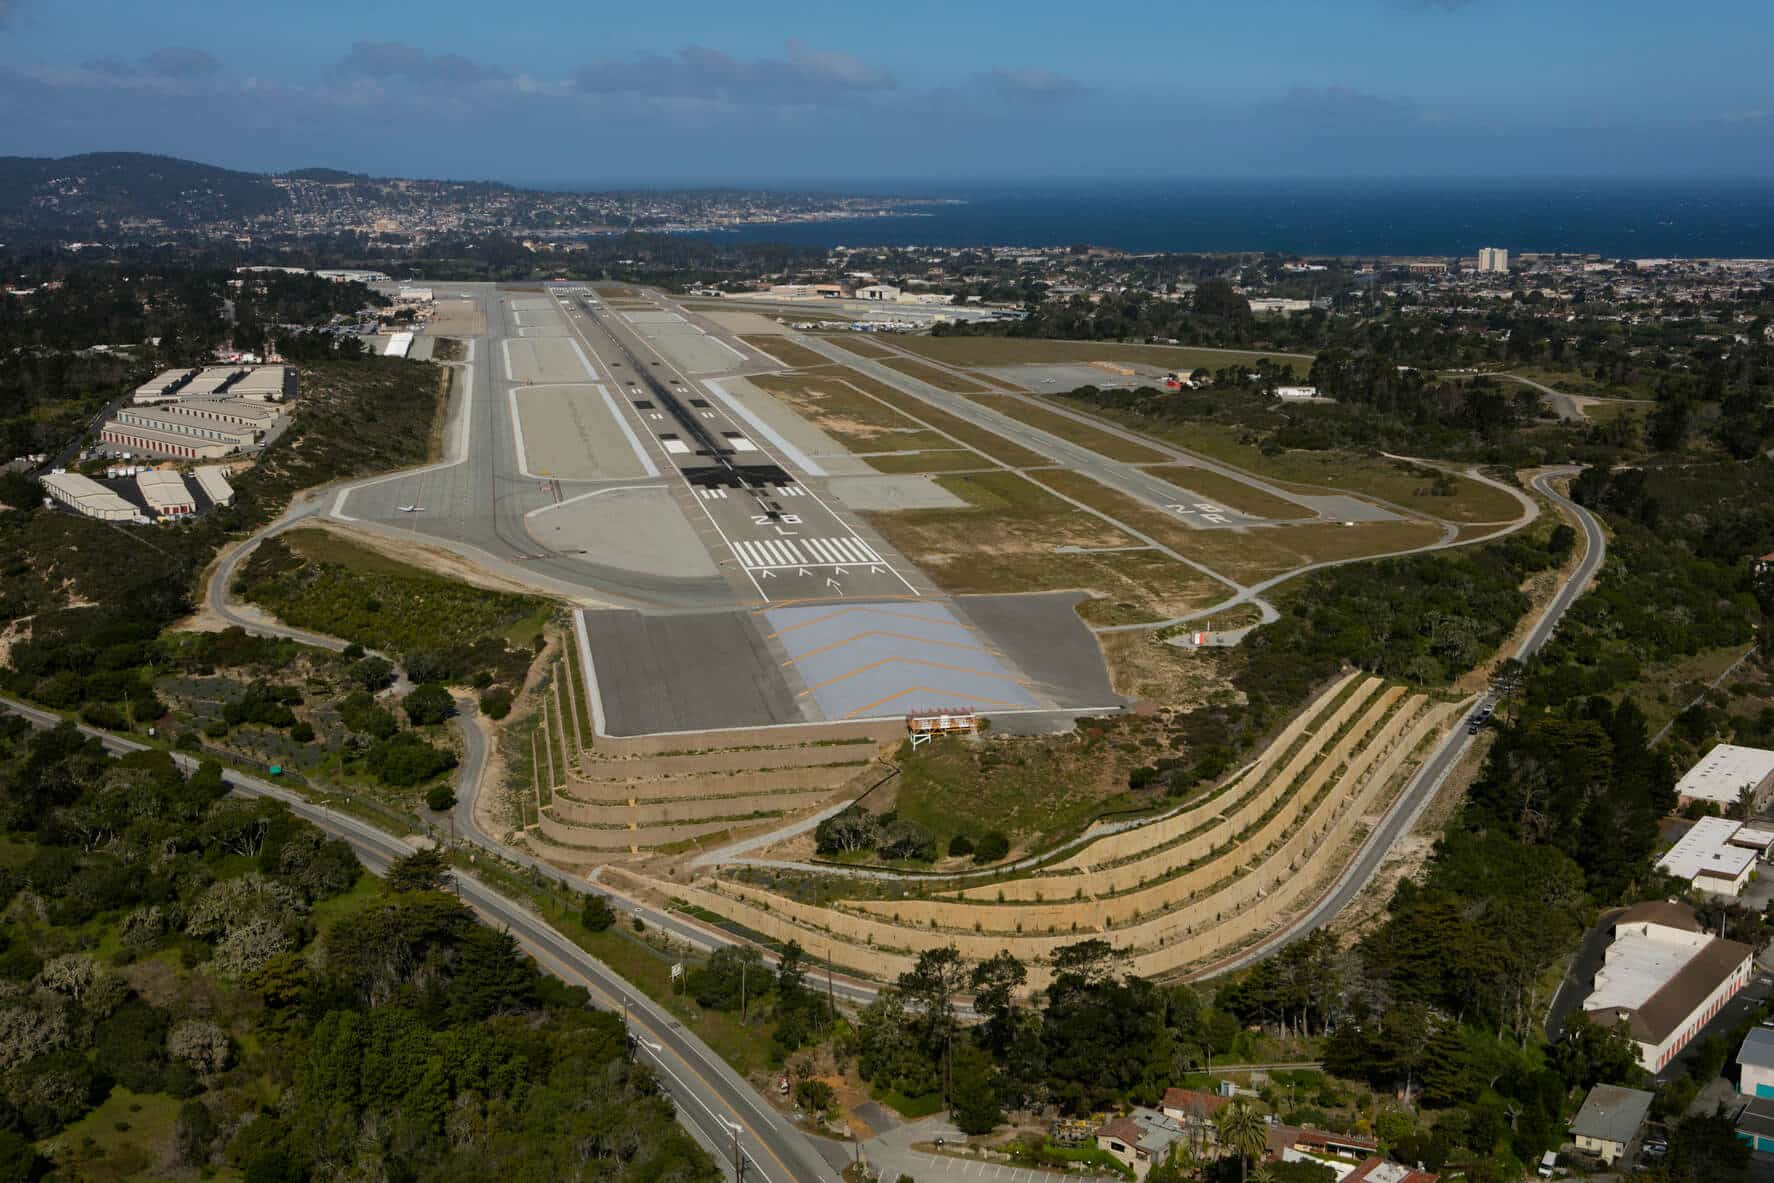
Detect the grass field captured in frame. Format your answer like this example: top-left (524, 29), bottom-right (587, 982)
top-left (245, 529), bottom-right (549, 666)
top-left (747, 369), bottom-right (951, 454)
top-left (834, 371), bottom-right (1052, 468)
top-left (739, 334), bottom-right (832, 369)
top-left (889, 336), bottom-right (1311, 377)
top-left (815, 334), bottom-right (896, 358)
top-left (1143, 465), bottom-right (1317, 520)
top-left (891, 732), bottom-right (1141, 855)
top-left (1579, 399), bottom-right (1654, 425)
top-left (863, 470), bottom-right (1222, 619)
top-left (865, 450), bottom-right (994, 474)
top-left (1036, 470), bottom-right (1445, 585)
top-left (881, 356), bottom-right (992, 393)
top-left (963, 393), bottom-right (1171, 464)
top-left (53, 1089), bottom-right (188, 1182)
top-left (1070, 404), bottom-right (1522, 523)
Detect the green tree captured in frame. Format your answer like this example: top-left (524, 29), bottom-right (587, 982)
top-left (581, 895), bottom-right (616, 931)
top-left (385, 848), bottom-right (450, 893)
top-left (1213, 1099), bottom-right (1269, 1183)
top-left (403, 683), bottom-right (454, 726)
top-left (949, 1042), bottom-right (1004, 1135)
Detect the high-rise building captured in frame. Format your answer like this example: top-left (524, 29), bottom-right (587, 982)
top-left (1477, 246), bottom-right (1510, 273)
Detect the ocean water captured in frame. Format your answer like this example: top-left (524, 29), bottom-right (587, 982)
top-left (682, 179), bottom-right (1774, 259)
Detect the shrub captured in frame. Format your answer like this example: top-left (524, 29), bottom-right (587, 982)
top-left (290, 722), bottom-right (315, 743)
top-left (349, 656), bottom-right (394, 692)
top-left (973, 832), bottom-right (1010, 863)
top-left (478, 687), bottom-right (513, 720)
top-left (947, 834), bottom-right (975, 858)
top-left (425, 784), bottom-right (456, 812)
top-left (581, 896), bottom-right (616, 931)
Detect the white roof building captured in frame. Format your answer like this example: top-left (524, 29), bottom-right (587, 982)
top-left (229, 366), bottom-right (294, 402)
top-left (1676, 744), bottom-right (1774, 810)
top-left (1584, 901), bottom-right (1755, 1072)
top-left (183, 366), bottom-right (246, 398)
top-left (132, 368), bottom-right (196, 404)
top-left (1656, 816), bottom-right (1761, 896)
top-left (136, 469), bottom-right (195, 517)
top-left (384, 331), bottom-right (414, 358)
top-left (194, 465), bottom-right (234, 508)
top-left (40, 472), bottom-right (140, 522)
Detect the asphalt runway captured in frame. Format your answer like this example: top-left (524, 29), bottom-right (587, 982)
top-left (583, 607), bottom-right (808, 734)
top-left (957, 592), bottom-right (1123, 708)
top-left (555, 288), bottom-right (932, 604)
top-left (330, 287), bottom-right (734, 610)
top-left (622, 308), bottom-right (748, 374)
top-left (503, 335), bottom-right (596, 384)
top-left (513, 384), bottom-right (653, 480)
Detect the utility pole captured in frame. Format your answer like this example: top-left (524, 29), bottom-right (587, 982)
top-left (721, 1117), bottom-right (745, 1183)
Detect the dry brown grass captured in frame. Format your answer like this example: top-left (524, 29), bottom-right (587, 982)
top-left (887, 336), bottom-right (1312, 376)
top-left (1098, 630), bottom-right (1245, 708)
top-left (1142, 465), bottom-right (1316, 521)
top-left (814, 334), bottom-right (896, 359)
top-left (865, 450), bottom-right (994, 474)
top-left (747, 370), bottom-right (950, 454)
top-left (1036, 470), bottom-right (1444, 585)
top-left (961, 394), bottom-right (1171, 464)
top-left (739, 334), bottom-right (832, 369)
top-left (881, 356), bottom-right (992, 393)
top-left (834, 371), bottom-right (1053, 467)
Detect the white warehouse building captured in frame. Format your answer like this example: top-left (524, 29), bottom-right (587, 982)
top-left (1582, 901), bottom-right (1754, 1072)
top-left (40, 472), bottom-right (141, 522)
top-left (1655, 816), bottom-right (1774, 897)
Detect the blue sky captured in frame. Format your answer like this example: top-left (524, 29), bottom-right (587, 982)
top-left (1, 0), bottom-right (1770, 184)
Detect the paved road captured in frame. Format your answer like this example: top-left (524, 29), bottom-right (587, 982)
top-left (0, 693), bottom-right (839, 1183)
top-left (1197, 467), bottom-right (1605, 978)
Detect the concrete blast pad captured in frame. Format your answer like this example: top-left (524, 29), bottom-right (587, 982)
top-left (514, 385), bottom-right (650, 481)
top-left (505, 337), bottom-right (595, 384)
top-left (956, 592), bottom-right (1123, 710)
top-left (763, 601), bottom-right (1041, 720)
top-left (827, 474), bottom-right (967, 511)
top-left (509, 298), bottom-right (558, 311)
top-left (527, 487), bottom-right (718, 578)
top-left (584, 609), bottom-right (806, 735)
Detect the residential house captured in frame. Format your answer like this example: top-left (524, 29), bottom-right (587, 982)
top-left (1344, 1159), bottom-right (1438, 1183)
top-left (1568, 1084), bottom-right (1654, 1164)
top-left (1095, 1108), bottom-right (1186, 1180)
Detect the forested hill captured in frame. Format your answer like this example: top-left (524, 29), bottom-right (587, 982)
top-left (0, 153), bottom-right (289, 232)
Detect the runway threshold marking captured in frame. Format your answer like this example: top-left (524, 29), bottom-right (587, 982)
top-left (549, 288), bottom-right (918, 603)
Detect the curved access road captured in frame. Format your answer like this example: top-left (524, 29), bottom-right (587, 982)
top-left (1196, 467), bottom-right (1604, 979)
top-left (0, 693), bottom-right (840, 1183)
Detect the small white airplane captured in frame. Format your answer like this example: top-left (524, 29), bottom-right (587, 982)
top-left (398, 505), bottom-right (425, 513)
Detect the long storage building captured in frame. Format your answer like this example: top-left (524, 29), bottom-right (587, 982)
top-left (230, 366), bottom-right (294, 402)
top-left (132, 368), bottom-right (196, 404)
top-left (40, 472), bottom-right (141, 521)
top-left (194, 465), bottom-right (235, 508)
top-left (99, 421), bottom-right (237, 460)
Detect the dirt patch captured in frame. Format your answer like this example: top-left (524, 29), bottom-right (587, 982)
top-left (0, 616), bottom-right (33, 667)
top-left (1098, 630), bottom-right (1243, 709)
top-left (426, 299), bottom-right (485, 338)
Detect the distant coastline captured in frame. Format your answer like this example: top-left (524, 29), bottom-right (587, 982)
top-left (640, 178), bottom-right (1774, 259)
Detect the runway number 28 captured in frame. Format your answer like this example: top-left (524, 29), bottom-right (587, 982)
top-left (754, 514), bottom-right (802, 525)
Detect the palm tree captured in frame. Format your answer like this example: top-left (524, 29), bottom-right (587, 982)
top-left (1213, 1099), bottom-right (1269, 1183)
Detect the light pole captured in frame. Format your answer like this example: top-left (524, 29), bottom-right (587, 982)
top-left (720, 1117), bottom-right (746, 1182)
